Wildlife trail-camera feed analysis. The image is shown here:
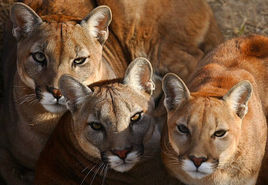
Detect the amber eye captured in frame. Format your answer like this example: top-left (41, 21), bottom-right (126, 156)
top-left (177, 124), bottom-right (190, 134)
top-left (89, 122), bottom-right (103, 131)
top-left (214, 130), bottom-right (227, 137)
top-left (73, 57), bottom-right (87, 65)
top-left (31, 52), bottom-right (46, 65)
top-left (130, 111), bottom-right (143, 123)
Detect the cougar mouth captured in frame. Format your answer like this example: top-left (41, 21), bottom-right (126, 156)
top-left (107, 151), bottom-right (141, 172)
top-left (40, 93), bottom-right (66, 113)
top-left (41, 102), bottom-right (66, 113)
top-left (101, 149), bottom-right (143, 173)
top-left (182, 159), bottom-right (215, 179)
top-left (34, 86), bottom-right (67, 113)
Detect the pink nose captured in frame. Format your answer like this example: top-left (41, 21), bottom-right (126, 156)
top-left (189, 155), bottom-right (207, 168)
top-left (47, 87), bottom-right (62, 100)
top-left (52, 88), bottom-right (62, 99)
top-left (112, 149), bottom-right (130, 159)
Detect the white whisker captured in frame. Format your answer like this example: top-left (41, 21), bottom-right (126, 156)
top-left (80, 164), bottom-right (98, 185)
top-left (101, 165), bottom-right (109, 185)
top-left (90, 163), bottom-right (104, 185)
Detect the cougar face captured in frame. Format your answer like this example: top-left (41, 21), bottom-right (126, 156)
top-left (166, 98), bottom-right (240, 179)
top-left (162, 73), bottom-right (253, 181)
top-left (82, 84), bottom-right (154, 172)
top-left (11, 3), bottom-right (112, 113)
top-left (59, 58), bottom-right (158, 172)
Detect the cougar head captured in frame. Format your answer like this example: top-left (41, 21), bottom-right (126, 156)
top-left (161, 73), bottom-right (252, 180)
top-left (59, 57), bottom-right (159, 173)
top-left (11, 3), bottom-right (112, 113)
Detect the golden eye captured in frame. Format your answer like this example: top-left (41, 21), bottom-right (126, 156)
top-left (130, 111), bottom-right (143, 123)
top-left (31, 52), bottom-right (46, 65)
top-left (214, 130), bottom-right (227, 137)
top-left (89, 122), bottom-right (103, 131)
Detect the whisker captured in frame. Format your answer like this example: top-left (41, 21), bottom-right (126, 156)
top-left (90, 163), bottom-right (104, 185)
top-left (15, 94), bottom-right (37, 105)
top-left (99, 164), bottom-right (106, 177)
top-left (80, 164), bottom-right (98, 185)
top-left (101, 165), bottom-right (109, 185)
top-left (29, 99), bottom-right (38, 105)
top-left (81, 166), bottom-right (89, 173)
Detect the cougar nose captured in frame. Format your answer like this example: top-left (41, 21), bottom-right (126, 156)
top-left (189, 155), bottom-right (207, 168)
top-left (111, 148), bottom-right (132, 160)
top-left (47, 87), bottom-right (62, 100)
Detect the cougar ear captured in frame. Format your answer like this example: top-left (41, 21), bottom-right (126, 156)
top-left (123, 57), bottom-right (155, 95)
top-left (59, 75), bottom-right (92, 113)
top-left (162, 73), bottom-right (190, 111)
top-left (223, 81), bottom-right (252, 119)
top-left (10, 2), bottom-right (42, 40)
top-left (81, 5), bottom-right (112, 45)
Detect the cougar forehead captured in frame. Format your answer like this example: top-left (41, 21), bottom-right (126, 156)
top-left (80, 83), bottom-right (153, 129)
top-left (15, 15), bottom-right (106, 113)
top-left (17, 20), bottom-right (102, 87)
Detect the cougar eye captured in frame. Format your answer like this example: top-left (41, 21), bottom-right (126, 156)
top-left (89, 122), bottom-right (103, 131)
top-left (177, 124), bottom-right (190, 134)
top-left (31, 52), bottom-right (46, 65)
top-left (130, 111), bottom-right (143, 123)
top-left (73, 57), bottom-right (87, 65)
top-left (214, 130), bottom-right (227, 137)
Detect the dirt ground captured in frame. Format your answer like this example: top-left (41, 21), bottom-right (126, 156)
top-left (0, 0), bottom-right (267, 97)
top-left (207, 0), bottom-right (268, 39)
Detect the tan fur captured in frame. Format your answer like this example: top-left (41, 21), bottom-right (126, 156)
top-left (0, 2), bottom-right (124, 185)
top-left (0, 0), bottom-right (222, 184)
top-left (98, 0), bottom-right (223, 81)
top-left (162, 35), bottom-right (268, 185)
top-left (20, 0), bottom-right (224, 82)
top-left (35, 58), bottom-right (180, 185)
